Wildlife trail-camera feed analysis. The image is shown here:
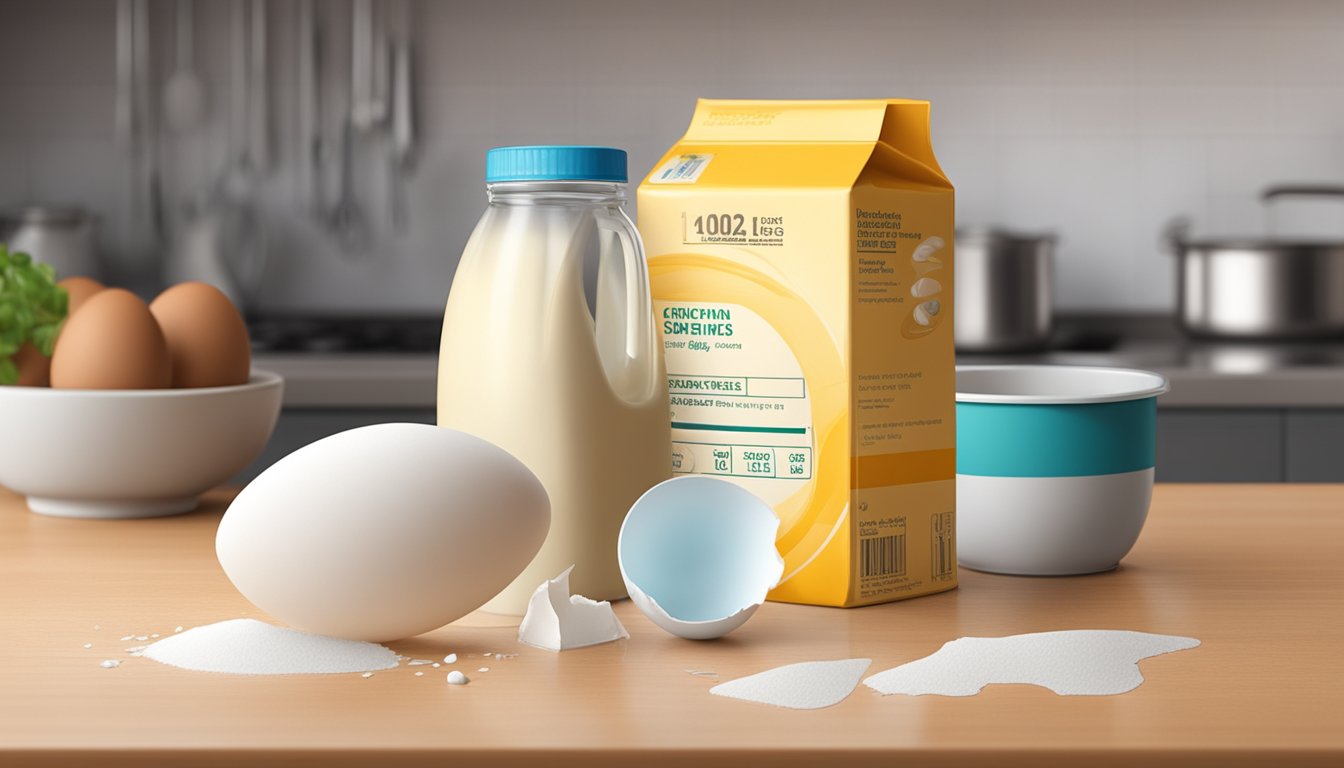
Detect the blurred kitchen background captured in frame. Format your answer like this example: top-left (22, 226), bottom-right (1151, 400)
top-left (3, 0), bottom-right (1343, 481)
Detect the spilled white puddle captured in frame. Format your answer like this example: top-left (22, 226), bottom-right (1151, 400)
top-left (864, 630), bottom-right (1200, 697)
top-left (142, 619), bottom-right (399, 675)
top-left (711, 659), bottom-right (872, 710)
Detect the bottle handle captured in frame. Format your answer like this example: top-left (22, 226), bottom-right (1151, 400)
top-left (594, 208), bottom-right (657, 400)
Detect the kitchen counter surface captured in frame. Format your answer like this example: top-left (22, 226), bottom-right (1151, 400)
top-left (1, 483), bottom-right (1340, 767)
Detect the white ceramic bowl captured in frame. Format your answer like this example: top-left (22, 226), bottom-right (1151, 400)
top-left (956, 365), bottom-right (1168, 576)
top-left (0, 371), bottom-right (283, 519)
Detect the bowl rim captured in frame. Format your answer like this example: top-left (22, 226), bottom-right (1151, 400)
top-left (0, 369), bottom-right (283, 400)
top-left (956, 364), bottom-right (1169, 405)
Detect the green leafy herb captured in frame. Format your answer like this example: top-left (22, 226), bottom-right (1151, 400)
top-left (0, 244), bottom-right (69, 385)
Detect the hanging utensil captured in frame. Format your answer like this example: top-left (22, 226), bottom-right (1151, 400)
top-left (132, 0), bottom-right (165, 251)
top-left (329, 119), bottom-right (372, 255)
top-left (388, 0), bottom-right (414, 230)
top-left (164, 0), bottom-right (207, 134)
top-left (350, 0), bottom-right (387, 131)
top-left (114, 0), bottom-right (138, 259)
top-left (389, 40), bottom-right (413, 230)
top-left (115, 0), bottom-right (134, 147)
top-left (224, 0), bottom-right (250, 194)
top-left (248, 0), bottom-right (269, 173)
top-left (297, 0), bottom-right (322, 215)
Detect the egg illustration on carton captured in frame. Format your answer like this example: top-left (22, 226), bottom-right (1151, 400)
top-left (216, 423), bottom-right (550, 642)
top-left (903, 235), bottom-right (948, 337)
top-left (618, 476), bottom-right (783, 640)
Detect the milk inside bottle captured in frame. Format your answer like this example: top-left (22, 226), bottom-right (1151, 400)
top-left (439, 146), bottom-right (670, 614)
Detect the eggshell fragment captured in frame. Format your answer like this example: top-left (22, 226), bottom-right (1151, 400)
top-left (618, 476), bottom-right (783, 640)
top-left (50, 288), bottom-right (171, 390)
top-left (517, 566), bottom-right (629, 651)
top-left (150, 282), bottom-right (251, 388)
top-left (216, 424), bottom-right (550, 642)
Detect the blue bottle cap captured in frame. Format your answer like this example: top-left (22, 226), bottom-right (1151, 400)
top-left (485, 145), bottom-right (628, 183)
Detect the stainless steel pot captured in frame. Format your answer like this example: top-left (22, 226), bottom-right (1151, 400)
top-left (1169, 186), bottom-right (1344, 340)
top-left (0, 206), bottom-right (99, 279)
top-left (954, 227), bottom-right (1055, 352)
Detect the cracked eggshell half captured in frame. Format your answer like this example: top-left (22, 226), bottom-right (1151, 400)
top-left (216, 423), bottom-right (550, 642)
top-left (517, 566), bottom-right (629, 651)
top-left (618, 476), bottom-right (783, 640)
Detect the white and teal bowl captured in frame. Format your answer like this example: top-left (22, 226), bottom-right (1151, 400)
top-left (956, 365), bottom-right (1169, 576)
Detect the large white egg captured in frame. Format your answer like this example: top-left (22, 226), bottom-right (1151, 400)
top-left (216, 423), bottom-right (550, 641)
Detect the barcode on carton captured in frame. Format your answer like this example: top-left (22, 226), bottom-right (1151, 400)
top-left (860, 533), bottom-right (906, 578)
top-left (931, 511), bottom-right (954, 581)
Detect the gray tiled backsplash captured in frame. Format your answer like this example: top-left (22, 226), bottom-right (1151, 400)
top-left (2, 0), bottom-right (1344, 312)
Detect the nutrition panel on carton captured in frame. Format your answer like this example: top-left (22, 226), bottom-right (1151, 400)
top-left (659, 298), bottom-right (814, 502)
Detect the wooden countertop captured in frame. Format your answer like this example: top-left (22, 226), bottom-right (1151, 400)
top-left (0, 484), bottom-right (1340, 767)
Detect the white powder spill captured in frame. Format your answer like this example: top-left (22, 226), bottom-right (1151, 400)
top-left (82, 643), bottom-right (92, 649)
top-left (414, 671), bottom-right (425, 677)
top-left (100, 660), bottom-right (120, 669)
top-left (443, 653), bottom-right (457, 664)
top-left (125, 645), bottom-right (147, 653)
top-left (447, 670), bottom-right (469, 685)
top-left (432, 663), bottom-right (440, 668)
top-left (141, 619), bottom-right (399, 676)
top-left (686, 670), bottom-right (718, 677)
top-left (710, 659), bottom-right (872, 710)
top-left (408, 659), bottom-right (434, 666)
top-left (478, 666), bottom-right (490, 673)
top-left (136, 636), bottom-right (148, 642)
top-left (361, 672), bottom-right (374, 679)
top-left (119, 635), bottom-right (133, 642)
top-left (517, 566), bottom-right (629, 651)
top-left (174, 626), bottom-right (183, 633)
top-left (864, 630), bottom-right (1201, 697)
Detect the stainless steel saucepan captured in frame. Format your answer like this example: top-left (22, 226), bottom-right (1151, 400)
top-left (1168, 186), bottom-right (1344, 340)
top-left (0, 206), bottom-right (99, 279)
top-left (954, 227), bottom-right (1056, 352)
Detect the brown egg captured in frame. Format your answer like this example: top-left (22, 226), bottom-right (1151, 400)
top-left (13, 343), bottom-right (51, 386)
top-left (11, 276), bottom-right (106, 387)
top-left (13, 277), bottom-right (106, 387)
top-left (58, 275), bottom-right (105, 317)
top-left (149, 282), bottom-right (251, 388)
top-left (50, 289), bottom-right (172, 390)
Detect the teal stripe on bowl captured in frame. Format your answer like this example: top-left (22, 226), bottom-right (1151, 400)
top-left (957, 397), bottom-right (1157, 478)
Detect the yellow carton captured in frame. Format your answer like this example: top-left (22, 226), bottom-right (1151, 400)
top-left (638, 99), bottom-right (957, 607)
